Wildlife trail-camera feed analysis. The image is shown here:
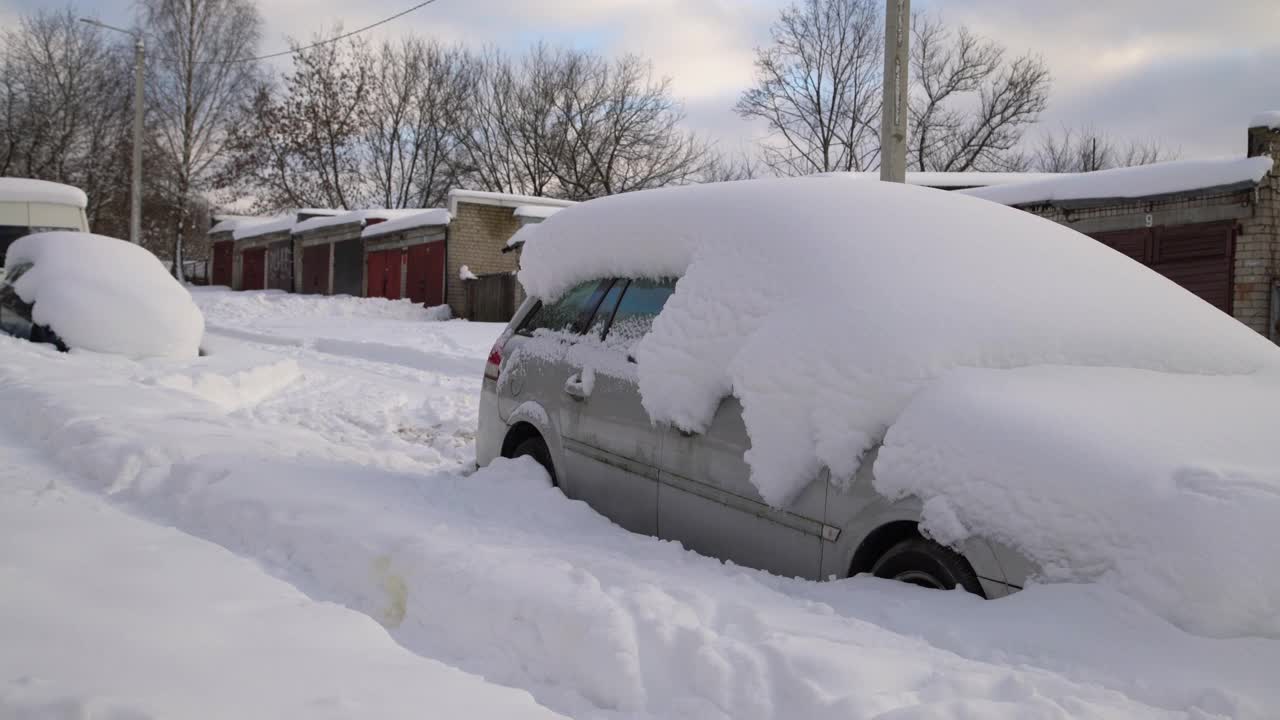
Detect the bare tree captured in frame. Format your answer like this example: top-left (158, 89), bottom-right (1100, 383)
top-left (739, 3), bottom-right (1050, 175)
top-left (144, 0), bottom-right (261, 279)
top-left (1033, 125), bottom-right (1178, 173)
top-left (907, 14), bottom-right (1050, 172)
top-left (0, 8), bottom-right (134, 230)
top-left (362, 38), bottom-right (473, 209)
top-left (736, 0), bottom-right (883, 175)
top-left (552, 52), bottom-right (713, 199)
top-left (461, 46), bottom-right (568, 197)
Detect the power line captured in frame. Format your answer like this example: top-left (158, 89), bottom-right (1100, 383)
top-left (201, 0), bottom-right (440, 64)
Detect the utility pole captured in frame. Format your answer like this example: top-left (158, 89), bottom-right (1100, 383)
top-left (879, 0), bottom-right (909, 183)
top-left (81, 18), bottom-right (145, 245)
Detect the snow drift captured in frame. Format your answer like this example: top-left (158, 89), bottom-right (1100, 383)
top-left (8, 232), bottom-right (204, 359)
top-left (519, 177), bottom-right (1280, 637)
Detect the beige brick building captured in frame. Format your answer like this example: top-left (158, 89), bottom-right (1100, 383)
top-left (446, 190), bottom-right (574, 320)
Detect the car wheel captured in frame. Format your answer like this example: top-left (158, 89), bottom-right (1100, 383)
top-left (871, 537), bottom-right (985, 597)
top-left (511, 436), bottom-right (558, 488)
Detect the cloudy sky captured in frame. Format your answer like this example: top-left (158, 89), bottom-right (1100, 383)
top-left (3, 0), bottom-right (1277, 160)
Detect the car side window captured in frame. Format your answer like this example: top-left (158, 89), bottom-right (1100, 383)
top-left (0, 263), bottom-right (34, 339)
top-left (602, 278), bottom-right (676, 352)
top-left (517, 280), bottom-right (607, 336)
top-left (585, 280), bottom-right (625, 338)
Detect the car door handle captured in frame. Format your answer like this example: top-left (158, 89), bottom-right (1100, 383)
top-left (563, 373), bottom-right (589, 400)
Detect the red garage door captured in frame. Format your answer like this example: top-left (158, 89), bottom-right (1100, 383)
top-left (1090, 220), bottom-right (1235, 313)
top-left (405, 241), bottom-right (445, 306)
top-left (366, 249), bottom-right (403, 300)
top-left (241, 247), bottom-right (266, 291)
top-left (301, 243), bottom-right (331, 295)
top-left (211, 241), bottom-right (234, 287)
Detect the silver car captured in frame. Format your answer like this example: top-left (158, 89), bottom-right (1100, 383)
top-left (477, 277), bottom-right (1034, 597)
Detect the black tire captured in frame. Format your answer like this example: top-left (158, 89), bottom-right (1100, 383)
top-left (510, 436), bottom-right (558, 488)
top-left (871, 537), bottom-right (986, 597)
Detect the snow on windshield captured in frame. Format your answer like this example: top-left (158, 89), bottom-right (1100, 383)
top-left (8, 232), bottom-right (204, 359)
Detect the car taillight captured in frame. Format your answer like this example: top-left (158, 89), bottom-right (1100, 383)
top-left (484, 341), bottom-right (503, 381)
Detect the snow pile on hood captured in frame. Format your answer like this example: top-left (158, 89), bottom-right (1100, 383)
top-left (961, 156), bottom-right (1274, 207)
top-left (876, 365), bottom-right (1280, 639)
top-left (0, 177), bottom-right (88, 208)
top-left (9, 232), bottom-right (204, 359)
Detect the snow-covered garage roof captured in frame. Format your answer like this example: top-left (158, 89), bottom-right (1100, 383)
top-left (960, 156), bottom-right (1275, 209)
top-left (292, 208), bottom-right (424, 235)
top-left (821, 171), bottom-right (1060, 189)
top-left (361, 209), bottom-right (451, 240)
top-left (232, 215), bottom-right (296, 241)
top-left (0, 178), bottom-right (88, 209)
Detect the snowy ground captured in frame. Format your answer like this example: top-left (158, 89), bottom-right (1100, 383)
top-left (2, 287), bottom-right (1278, 719)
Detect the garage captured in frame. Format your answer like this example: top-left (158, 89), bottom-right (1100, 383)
top-left (405, 241), bottom-right (445, 306)
top-left (300, 243), bottom-right (330, 295)
top-left (240, 247), bottom-right (266, 291)
top-left (211, 240), bottom-right (234, 287)
top-left (361, 209), bottom-right (449, 304)
top-left (366, 248), bottom-right (403, 300)
top-left (1091, 221), bottom-right (1235, 312)
top-left (332, 238), bottom-right (364, 296)
top-left (266, 239), bottom-right (293, 291)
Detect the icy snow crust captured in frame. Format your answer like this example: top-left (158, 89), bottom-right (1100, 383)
top-left (520, 178), bottom-right (1280, 637)
top-left (0, 177), bottom-right (88, 208)
top-left (9, 232), bottom-right (204, 359)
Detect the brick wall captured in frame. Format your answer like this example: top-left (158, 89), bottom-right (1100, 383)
top-left (446, 201), bottom-right (521, 317)
top-left (1235, 167), bottom-right (1279, 335)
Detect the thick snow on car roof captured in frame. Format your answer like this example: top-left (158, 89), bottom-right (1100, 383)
top-left (0, 177), bottom-right (88, 209)
top-left (7, 232), bottom-right (203, 359)
top-left (519, 177), bottom-right (1280, 638)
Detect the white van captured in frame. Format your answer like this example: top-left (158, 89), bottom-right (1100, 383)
top-left (0, 178), bottom-right (90, 266)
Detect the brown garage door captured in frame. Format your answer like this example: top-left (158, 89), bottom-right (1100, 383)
top-left (211, 241), bottom-right (234, 287)
top-left (1090, 220), bottom-right (1235, 313)
top-left (241, 247), bottom-right (266, 291)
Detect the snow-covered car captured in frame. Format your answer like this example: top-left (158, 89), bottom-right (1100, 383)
top-left (477, 177), bottom-right (1280, 628)
top-left (0, 232), bottom-right (204, 360)
top-left (0, 178), bottom-right (89, 266)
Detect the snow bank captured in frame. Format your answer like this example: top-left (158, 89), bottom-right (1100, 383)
top-left (8, 232), bottom-right (203, 359)
top-left (961, 156), bottom-right (1274, 207)
top-left (0, 441), bottom-right (563, 720)
top-left (1249, 111), bottom-right (1280, 129)
top-left (520, 177), bottom-right (1280, 636)
top-left (292, 208), bottom-right (423, 235)
top-left (876, 365), bottom-right (1280, 639)
top-left (362, 209), bottom-right (450, 239)
top-left (0, 177), bottom-right (87, 208)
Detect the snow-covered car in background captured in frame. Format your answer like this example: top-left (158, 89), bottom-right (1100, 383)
top-left (0, 178), bottom-right (89, 266)
top-left (479, 177), bottom-right (1280, 637)
top-left (0, 232), bottom-right (204, 360)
